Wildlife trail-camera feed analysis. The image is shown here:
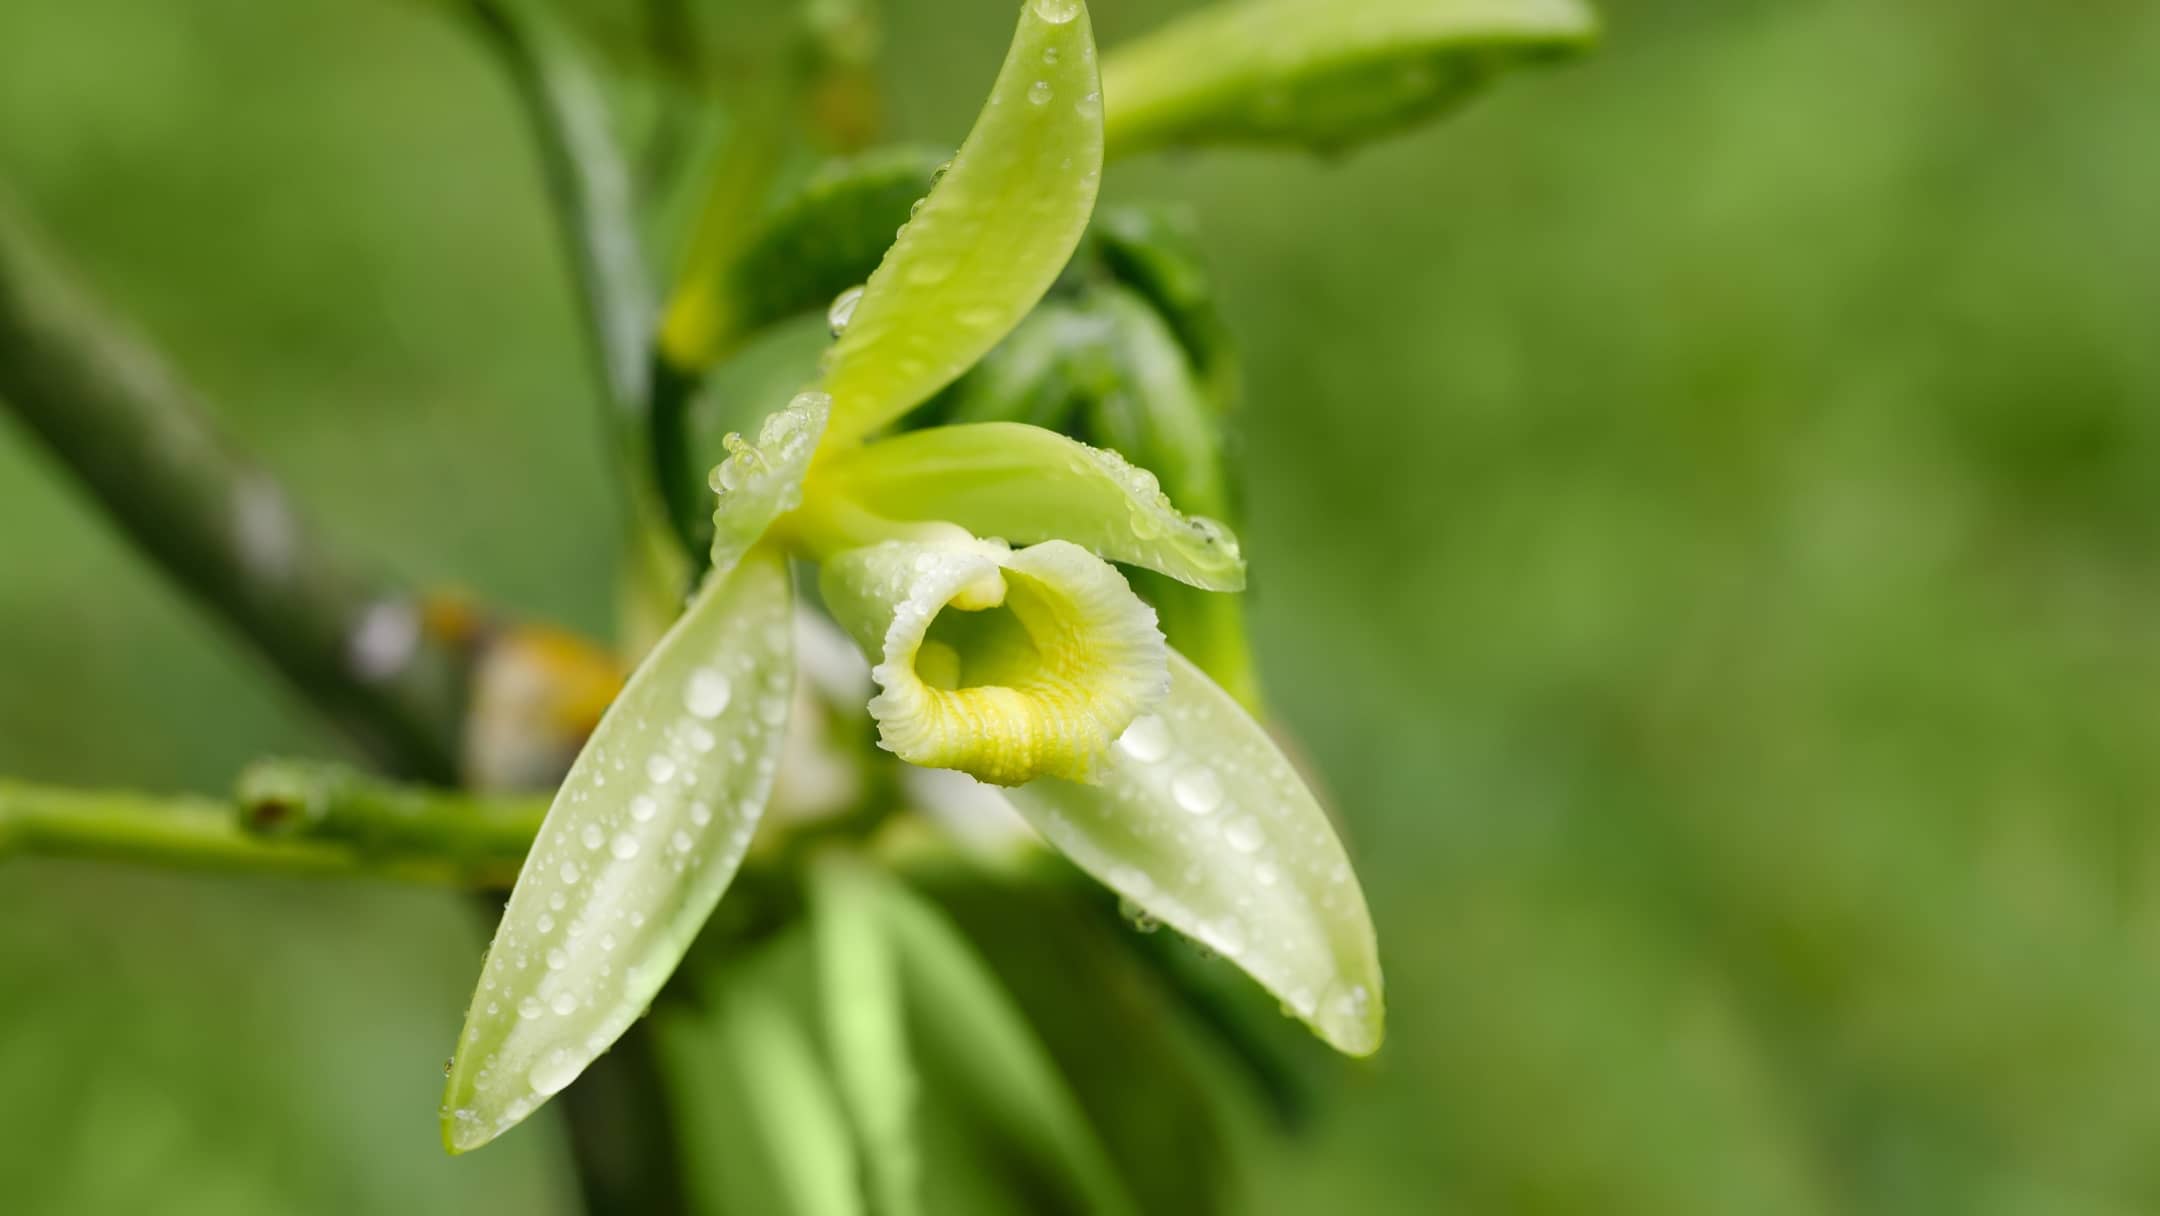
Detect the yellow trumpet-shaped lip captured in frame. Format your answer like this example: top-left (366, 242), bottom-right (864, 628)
top-left (824, 538), bottom-right (1169, 786)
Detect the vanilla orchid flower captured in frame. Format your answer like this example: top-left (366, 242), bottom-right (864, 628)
top-left (443, 0), bottom-right (1381, 1153)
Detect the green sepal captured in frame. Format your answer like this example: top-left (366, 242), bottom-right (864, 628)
top-left (820, 0), bottom-right (1104, 446)
top-left (441, 549), bottom-right (798, 1152)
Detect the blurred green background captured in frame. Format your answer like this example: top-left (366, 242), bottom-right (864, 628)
top-left (4, 0), bottom-right (2159, 1211)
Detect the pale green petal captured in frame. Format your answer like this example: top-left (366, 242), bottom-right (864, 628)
top-left (441, 552), bottom-right (796, 1152)
top-left (808, 422), bottom-right (1243, 591)
top-left (810, 855), bottom-right (920, 1216)
top-left (819, 0), bottom-right (1103, 446)
top-left (820, 537), bottom-right (1167, 786)
top-left (1002, 651), bottom-right (1385, 1055)
top-left (710, 390), bottom-right (831, 575)
top-left (1101, 0), bottom-right (1599, 159)
top-left (879, 877), bottom-right (1139, 1216)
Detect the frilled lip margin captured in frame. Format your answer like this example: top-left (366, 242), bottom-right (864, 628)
top-left (822, 537), bottom-right (1168, 786)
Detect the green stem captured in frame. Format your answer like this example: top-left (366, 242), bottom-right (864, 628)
top-left (235, 758), bottom-right (544, 863)
top-left (0, 196), bottom-right (469, 781)
top-left (0, 777), bottom-right (521, 887)
top-left (465, 0), bottom-right (653, 429)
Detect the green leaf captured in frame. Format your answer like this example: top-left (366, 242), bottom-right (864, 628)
top-left (811, 855), bottom-right (920, 1216)
top-left (1002, 651), bottom-right (1386, 1055)
top-left (720, 989), bottom-right (868, 1216)
top-left (820, 0), bottom-right (1104, 446)
top-left (809, 422), bottom-right (1243, 592)
top-left (1100, 0), bottom-right (1600, 159)
top-left (880, 877), bottom-right (1140, 1216)
top-left (441, 551), bottom-right (797, 1152)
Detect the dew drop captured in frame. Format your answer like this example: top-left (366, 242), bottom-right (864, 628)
top-left (630, 795), bottom-right (659, 823)
top-left (545, 948), bottom-right (568, 971)
top-left (558, 860), bottom-right (582, 884)
top-left (517, 996), bottom-right (544, 1020)
top-left (1225, 815), bottom-right (1265, 853)
top-left (550, 991), bottom-right (578, 1016)
top-left (610, 832), bottom-right (641, 860)
top-left (1032, 0), bottom-right (1080, 23)
top-left (1255, 860), bottom-right (1281, 887)
top-left (645, 754), bottom-right (678, 784)
top-left (671, 829), bottom-right (695, 853)
top-left (1117, 715), bottom-right (1171, 763)
top-left (528, 1050), bottom-right (579, 1096)
top-left (826, 285), bottom-right (865, 337)
top-left (1027, 79), bottom-right (1053, 106)
top-left (684, 668), bottom-right (732, 719)
top-left (1172, 766), bottom-right (1223, 815)
top-left (688, 801), bottom-right (713, 827)
top-left (579, 824), bottom-right (606, 851)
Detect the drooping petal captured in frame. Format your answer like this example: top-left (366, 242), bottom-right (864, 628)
top-left (1101, 0), bottom-right (1600, 159)
top-left (442, 550), bottom-right (797, 1151)
top-left (443, 397), bottom-right (826, 1152)
top-left (808, 422), bottom-right (1243, 591)
top-left (819, 0), bottom-right (1103, 446)
top-left (1002, 651), bottom-right (1385, 1055)
top-left (819, 537), bottom-right (1167, 786)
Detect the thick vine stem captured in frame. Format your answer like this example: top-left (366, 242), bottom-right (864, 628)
top-left (0, 777), bottom-right (522, 887)
top-left (0, 197), bottom-right (470, 782)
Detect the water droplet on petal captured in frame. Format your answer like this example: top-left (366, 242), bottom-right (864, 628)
top-left (685, 668), bottom-right (732, 719)
top-left (1172, 766), bottom-right (1223, 815)
top-left (558, 861), bottom-right (581, 884)
top-left (528, 1050), bottom-right (579, 1096)
top-left (1225, 815), bottom-right (1264, 853)
top-left (550, 991), bottom-right (578, 1016)
top-left (610, 833), bottom-right (641, 860)
top-left (579, 824), bottom-right (605, 851)
top-left (1027, 79), bottom-right (1053, 106)
top-left (1032, 0), bottom-right (1080, 24)
top-left (630, 795), bottom-right (658, 823)
top-left (545, 948), bottom-right (568, 971)
top-left (1117, 714), bottom-right (1171, 763)
top-left (517, 996), bottom-right (544, 1020)
top-left (645, 754), bottom-right (677, 784)
top-left (826, 285), bottom-right (865, 337)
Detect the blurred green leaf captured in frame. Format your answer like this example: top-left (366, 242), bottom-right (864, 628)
top-left (939, 300), bottom-right (1096, 430)
top-left (1090, 206), bottom-right (1240, 412)
top-left (1005, 652), bottom-right (1385, 1055)
top-left (1100, 0), bottom-right (1599, 158)
top-left (811, 855), bottom-right (920, 1216)
top-left (809, 421), bottom-right (1245, 591)
top-left (820, 0), bottom-right (1104, 446)
top-left (880, 876), bottom-right (1140, 1216)
top-left (721, 988), bottom-right (868, 1216)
